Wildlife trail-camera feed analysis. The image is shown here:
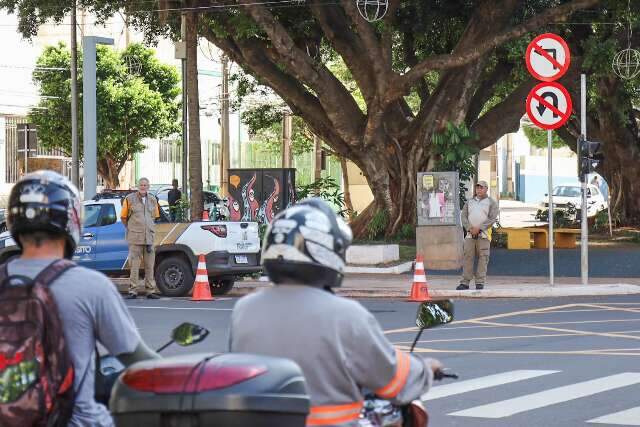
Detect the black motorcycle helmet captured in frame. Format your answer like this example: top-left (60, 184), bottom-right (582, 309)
top-left (261, 198), bottom-right (353, 288)
top-left (7, 170), bottom-right (82, 259)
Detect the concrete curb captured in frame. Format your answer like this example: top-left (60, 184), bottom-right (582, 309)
top-left (344, 261), bottom-right (414, 275)
top-left (229, 284), bottom-right (640, 299)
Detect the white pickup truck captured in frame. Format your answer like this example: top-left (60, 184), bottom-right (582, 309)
top-left (0, 195), bottom-right (262, 296)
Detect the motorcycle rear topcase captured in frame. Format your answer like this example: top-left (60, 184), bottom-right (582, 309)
top-left (110, 353), bottom-right (310, 427)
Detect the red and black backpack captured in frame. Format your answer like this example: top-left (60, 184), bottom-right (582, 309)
top-left (0, 259), bottom-right (79, 427)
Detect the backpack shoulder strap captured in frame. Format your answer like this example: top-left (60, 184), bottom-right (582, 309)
top-left (33, 259), bottom-right (77, 286)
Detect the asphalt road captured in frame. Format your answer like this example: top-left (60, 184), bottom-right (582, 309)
top-left (126, 295), bottom-right (640, 426)
top-left (427, 247), bottom-right (640, 278)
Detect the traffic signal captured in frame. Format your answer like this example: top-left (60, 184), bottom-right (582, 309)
top-left (577, 135), bottom-right (603, 181)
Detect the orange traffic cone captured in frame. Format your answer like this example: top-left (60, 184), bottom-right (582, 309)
top-left (202, 210), bottom-right (210, 221)
top-left (191, 254), bottom-right (214, 301)
top-left (408, 255), bottom-right (432, 302)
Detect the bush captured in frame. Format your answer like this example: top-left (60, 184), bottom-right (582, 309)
top-left (393, 224), bottom-right (416, 242)
top-left (296, 177), bottom-right (349, 217)
top-left (367, 210), bottom-right (389, 241)
top-left (535, 204), bottom-right (577, 229)
top-left (594, 209), bottom-right (611, 232)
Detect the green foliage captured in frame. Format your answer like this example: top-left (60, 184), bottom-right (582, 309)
top-left (523, 126), bottom-right (566, 149)
top-left (535, 205), bottom-right (577, 229)
top-left (169, 196), bottom-right (190, 223)
top-left (296, 177), bottom-right (347, 217)
top-left (393, 224), bottom-right (416, 242)
top-left (29, 42), bottom-right (180, 184)
top-left (594, 209), bottom-right (612, 232)
top-left (367, 210), bottom-right (389, 241)
top-left (432, 122), bottom-right (478, 207)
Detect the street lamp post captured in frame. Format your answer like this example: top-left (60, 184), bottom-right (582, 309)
top-left (82, 36), bottom-right (113, 200)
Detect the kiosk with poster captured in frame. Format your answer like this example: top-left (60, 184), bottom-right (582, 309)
top-left (416, 172), bottom-right (464, 269)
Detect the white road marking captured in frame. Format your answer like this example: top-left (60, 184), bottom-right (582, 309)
top-left (126, 305), bottom-right (232, 311)
top-left (588, 406), bottom-right (640, 425)
top-left (422, 370), bottom-right (559, 401)
top-left (450, 373), bottom-right (640, 418)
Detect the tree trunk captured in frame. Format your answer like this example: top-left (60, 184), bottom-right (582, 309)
top-left (339, 157), bottom-right (353, 215)
top-left (97, 156), bottom-right (121, 189)
top-left (592, 78), bottom-right (640, 225)
top-left (186, 11), bottom-right (204, 221)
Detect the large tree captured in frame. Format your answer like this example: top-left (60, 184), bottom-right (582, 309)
top-left (29, 42), bottom-right (180, 188)
top-left (2, 0), bottom-right (603, 235)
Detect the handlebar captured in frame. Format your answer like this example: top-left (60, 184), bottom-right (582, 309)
top-left (434, 370), bottom-right (458, 381)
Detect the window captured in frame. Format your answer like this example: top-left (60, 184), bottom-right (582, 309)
top-left (590, 187), bottom-right (600, 196)
top-left (83, 205), bottom-right (102, 228)
top-left (99, 204), bottom-right (117, 226)
top-left (552, 186), bottom-right (581, 197)
top-left (159, 139), bottom-right (181, 163)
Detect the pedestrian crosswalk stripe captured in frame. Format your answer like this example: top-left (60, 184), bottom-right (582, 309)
top-left (421, 370), bottom-right (559, 401)
top-left (450, 373), bottom-right (640, 419)
top-left (587, 406), bottom-right (640, 426)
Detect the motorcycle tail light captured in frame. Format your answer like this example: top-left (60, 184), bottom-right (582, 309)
top-left (122, 362), bottom-right (266, 394)
top-left (201, 225), bottom-right (227, 238)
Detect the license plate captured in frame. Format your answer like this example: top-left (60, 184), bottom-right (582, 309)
top-left (235, 255), bottom-right (248, 264)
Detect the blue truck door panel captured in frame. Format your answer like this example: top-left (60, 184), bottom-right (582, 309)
top-left (94, 204), bottom-right (129, 271)
top-left (73, 226), bottom-right (97, 267)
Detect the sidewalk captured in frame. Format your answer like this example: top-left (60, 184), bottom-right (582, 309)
top-left (230, 274), bottom-right (640, 299)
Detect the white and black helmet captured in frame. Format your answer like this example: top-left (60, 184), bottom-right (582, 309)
top-left (7, 170), bottom-right (82, 259)
top-left (261, 198), bottom-right (353, 288)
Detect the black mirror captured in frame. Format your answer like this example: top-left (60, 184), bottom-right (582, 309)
top-left (415, 301), bottom-right (454, 330)
top-left (171, 323), bottom-right (210, 347)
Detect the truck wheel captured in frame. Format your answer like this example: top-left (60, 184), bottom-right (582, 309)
top-left (210, 279), bottom-right (235, 295)
top-left (155, 257), bottom-right (194, 297)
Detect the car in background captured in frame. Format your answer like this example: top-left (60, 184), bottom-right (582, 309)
top-left (541, 184), bottom-right (607, 218)
top-left (153, 186), bottom-right (228, 219)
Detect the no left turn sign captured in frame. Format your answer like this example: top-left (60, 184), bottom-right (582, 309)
top-left (525, 33), bottom-right (570, 82)
top-left (526, 82), bottom-right (573, 130)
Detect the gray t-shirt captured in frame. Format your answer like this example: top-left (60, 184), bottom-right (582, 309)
top-left (7, 258), bottom-right (141, 427)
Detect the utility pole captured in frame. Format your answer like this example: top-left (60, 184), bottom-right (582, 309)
top-left (282, 112), bottom-right (292, 168)
top-left (314, 135), bottom-right (322, 182)
top-left (580, 74), bottom-right (589, 285)
top-left (70, 0), bottom-right (79, 188)
top-left (82, 36), bottom-right (114, 201)
top-left (220, 55), bottom-right (230, 196)
top-left (179, 14), bottom-right (188, 196)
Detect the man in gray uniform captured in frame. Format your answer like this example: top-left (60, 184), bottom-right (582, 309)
top-left (230, 199), bottom-right (443, 426)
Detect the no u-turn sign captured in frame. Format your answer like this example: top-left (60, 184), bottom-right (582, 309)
top-left (525, 33), bottom-right (572, 130)
top-left (526, 82), bottom-right (573, 130)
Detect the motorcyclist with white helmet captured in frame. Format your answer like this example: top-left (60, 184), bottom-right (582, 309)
top-left (230, 198), bottom-right (442, 426)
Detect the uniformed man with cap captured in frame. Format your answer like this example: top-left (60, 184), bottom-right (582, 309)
top-left (457, 180), bottom-right (498, 290)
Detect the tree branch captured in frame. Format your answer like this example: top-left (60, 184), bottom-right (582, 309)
top-left (388, 0), bottom-right (600, 102)
top-left (466, 58), bottom-right (515, 125)
top-left (308, 1), bottom-right (377, 104)
top-left (238, 1), bottom-right (366, 144)
top-left (202, 27), bottom-right (358, 158)
top-left (470, 78), bottom-right (537, 150)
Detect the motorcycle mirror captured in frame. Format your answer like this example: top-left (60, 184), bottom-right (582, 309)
top-left (415, 300), bottom-right (454, 330)
top-left (171, 323), bottom-right (210, 347)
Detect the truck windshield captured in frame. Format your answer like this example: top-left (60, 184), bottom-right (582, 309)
top-left (552, 187), bottom-right (581, 197)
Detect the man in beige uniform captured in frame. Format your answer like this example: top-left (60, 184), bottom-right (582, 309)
top-left (457, 180), bottom-right (498, 290)
top-left (121, 178), bottom-right (161, 299)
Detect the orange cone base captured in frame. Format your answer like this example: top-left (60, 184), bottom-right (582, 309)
top-left (408, 281), bottom-right (432, 302)
top-left (191, 281), bottom-right (214, 301)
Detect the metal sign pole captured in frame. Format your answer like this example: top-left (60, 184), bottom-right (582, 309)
top-left (580, 74), bottom-right (589, 285)
top-left (548, 129), bottom-right (554, 286)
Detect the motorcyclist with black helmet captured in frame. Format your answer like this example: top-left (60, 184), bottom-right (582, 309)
top-left (230, 198), bottom-right (442, 426)
top-left (4, 170), bottom-right (158, 426)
